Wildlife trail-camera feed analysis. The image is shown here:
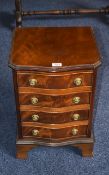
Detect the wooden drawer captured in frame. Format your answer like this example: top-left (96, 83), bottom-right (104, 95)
top-left (22, 124), bottom-right (88, 139)
top-left (17, 71), bottom-right (93, 89)
top-left (21, 110), bottom-right (89, 124)
top-left (19, 92), bottom-right (91, 107)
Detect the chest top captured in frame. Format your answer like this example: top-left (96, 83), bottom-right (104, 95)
top-left (9, 27), bottom-right (101, 72)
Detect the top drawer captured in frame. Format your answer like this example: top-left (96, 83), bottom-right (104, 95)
top-left (17, 71), bottom-right (93, 89)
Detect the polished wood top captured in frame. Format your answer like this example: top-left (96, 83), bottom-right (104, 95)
top-left (9, 27), bottom-right (101, 72)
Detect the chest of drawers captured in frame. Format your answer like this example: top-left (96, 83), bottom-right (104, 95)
top-left (9, 27), bottom-right (101, 159)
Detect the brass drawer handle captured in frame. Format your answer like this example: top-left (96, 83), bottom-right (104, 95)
top-left (31, 97), bottom-right (38, 105)
top-left (73, 97), bottom-right (80, 104)
top-left (32, 114), bottom-right (39, 121)
top-left (72, 113), bottom-right (80, 121)
top-left (74, 78), bottom-right (82, 86)
top-left (72, 128), bottom-right (78, 136)
top-left (29, 79), bottom-right (37, 86)
top-left (32, 129), bottom-right (39, 136)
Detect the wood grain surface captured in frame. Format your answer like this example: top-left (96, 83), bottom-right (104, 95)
top-left (9, 26), bottom-right (101, 158)
top-left (19, 92), bottom-right (91, 107)
top-left (20, 110), bottom-right (89, 123)
top-left (9, 27), bottom-right (101, 71)
top-left (17, 70), bottom-right (93, 89)
top-left (22, 122), bottom-right (88, 139)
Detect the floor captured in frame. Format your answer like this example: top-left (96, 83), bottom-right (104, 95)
top-left (0, 0), bottom-right (109, 174)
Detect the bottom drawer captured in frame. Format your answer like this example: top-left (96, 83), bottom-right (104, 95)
top-left (22, 124), bottom-right (88, 139)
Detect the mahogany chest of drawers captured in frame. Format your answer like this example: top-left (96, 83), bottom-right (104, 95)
top-left (9, 27), bottom-right (101, 159)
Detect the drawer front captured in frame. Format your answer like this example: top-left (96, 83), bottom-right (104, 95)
top-left (17, 71), bottom-right (93, 89)
top-left (19, 92), bottom-right (90, 107)
top-left (21, 110), bottom-right (89, 124)
top-left (22, 125), bottom-right (88, 139)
